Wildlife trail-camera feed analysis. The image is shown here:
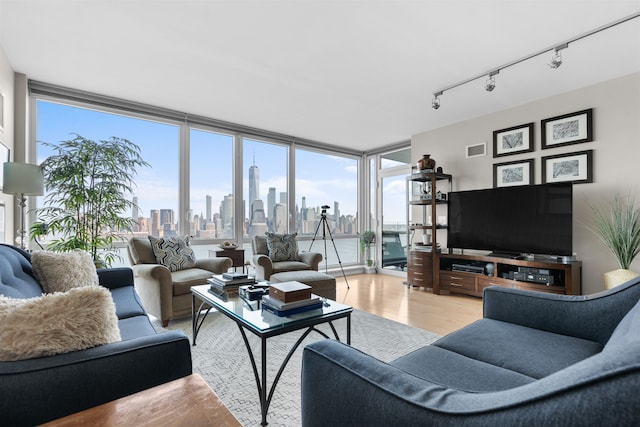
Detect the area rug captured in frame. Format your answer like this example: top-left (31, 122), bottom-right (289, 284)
top-left (153, 309), bottom-right (440, 426)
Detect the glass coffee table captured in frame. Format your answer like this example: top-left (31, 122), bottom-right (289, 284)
top-left (191, 284), bottom-right (352, 426)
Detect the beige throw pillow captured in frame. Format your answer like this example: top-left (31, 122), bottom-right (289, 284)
top-left (31, 250), bottom-right (99, 293)
top-left (0, 286), bottom-right (121, 361)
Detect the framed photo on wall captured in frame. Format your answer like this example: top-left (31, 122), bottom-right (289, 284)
top-left (541, 108), bottom-right (593, 149)
top-left (493, 123), bottom-right (534, 158)
top-left (542, 149), bottom-right (593, 184)
top-left (493, 159), bottom-right (534, 188)
top-left (0, 141), bottom-right (9, 190)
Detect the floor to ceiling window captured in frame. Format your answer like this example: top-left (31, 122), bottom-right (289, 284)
top-left (35, 99), bottom-right (180, 242)
top-left (189, 128), bottom-right (234, 241)
top-left (242, 137), bottom-right (289, 239)
top-left (295, 148), bottom-right (359, 265)
top-left (31, 86), bottom-right (366, 270)
top-left (378, 148), bottom-right (411, 274)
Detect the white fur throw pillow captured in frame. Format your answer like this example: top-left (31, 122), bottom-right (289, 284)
top-left (31, 250), bottom-right (99, 293)
top-left (0, 286), bottom-right (121, 361)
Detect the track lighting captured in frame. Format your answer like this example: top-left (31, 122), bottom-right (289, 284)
top-left (485, 70), bottom-right (499, 92)
top-left (432, 92), bottom-right (442, 110)
top-left (548, 43), bottom-right (568, 69)
top-left (428, 12), bottom-right (639, 109)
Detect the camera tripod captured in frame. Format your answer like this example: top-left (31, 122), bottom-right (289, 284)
top-left (308, 209), bottom-right (350, 289)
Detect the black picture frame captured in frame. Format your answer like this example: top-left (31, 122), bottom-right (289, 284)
top-left (493, 159), bottom-right (534, 188)
top-left (541, 149), bottom-right (593, 184)
top-left (541, 108), bottom-right (593, 149)
top-left (493, 122), bottom-right (534, 158)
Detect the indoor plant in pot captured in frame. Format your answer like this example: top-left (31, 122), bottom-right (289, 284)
top-left (589, 193), bottom-right (640, 288)
top-left (31, 134), bottom-right (149, 267)
top-left (359, 230), bottom-right (376, 268)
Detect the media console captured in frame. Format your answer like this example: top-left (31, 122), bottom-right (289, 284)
top-left (438, 253), bottom-right (582, 297)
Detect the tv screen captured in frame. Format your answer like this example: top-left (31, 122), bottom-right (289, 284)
top-left (447, 183), bottom-right (573, 256)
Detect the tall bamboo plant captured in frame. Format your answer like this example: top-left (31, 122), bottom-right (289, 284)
top-left (31, 135), bottom-right (149, 267)
top-left (589, 193), bottom-right (640, 270)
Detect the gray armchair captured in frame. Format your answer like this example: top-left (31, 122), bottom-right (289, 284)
top-left (302, 277), bottom-right (640, 426)
top-left (251, 234), bottom-right (322, 280)
top-left (127, 237), bottom-right (232, 327)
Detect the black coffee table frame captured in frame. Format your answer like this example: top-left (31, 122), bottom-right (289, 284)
top-left (191, 285), bottom-right (352, 426)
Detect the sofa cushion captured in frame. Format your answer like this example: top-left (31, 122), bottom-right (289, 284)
top-left (171, 268), bottom-right (218, 296)
top-left (31, 250), bottom-right (99, 293)
top-left (433, 319), bottom-right (603, 379)
top-left (0, 245), bottom-right (42, 298)
top-left (117, 315), bottom-right (157, 341)
top-left (110, 285), bottom-right (147, 319)
top-left (254, 235), bottom-right (269, 256)
top-left (391, 344), bottom-right (536, 392)
top-left (266, 232), bottom-right (299, 262)
top-left (149, 235), bottom-right (197, 272)
top-left (604, 300), bottom-right (640, 352)
top-left (128, 237), bottom-right (158, 264)
top-left (273, 261), bottom-right (313, 273)
top-left (0, 286), bottom-right (121, 361)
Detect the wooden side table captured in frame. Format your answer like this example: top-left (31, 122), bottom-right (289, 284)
top-left (210, 248), bottom-right (246, 272)
top-left (41, 374), bottom-right (241, 427)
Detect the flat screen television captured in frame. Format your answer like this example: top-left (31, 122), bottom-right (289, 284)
top-left (447, 182), bottom-right (573, 257)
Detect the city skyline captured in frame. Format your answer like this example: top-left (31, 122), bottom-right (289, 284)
top-left (130, 159), bottom-right (356, 239)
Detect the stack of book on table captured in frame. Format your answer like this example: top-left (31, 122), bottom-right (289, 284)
top-left (208, 272), bottom-right (256, 293)
top-left (262, 281), bottom-right (323, 317)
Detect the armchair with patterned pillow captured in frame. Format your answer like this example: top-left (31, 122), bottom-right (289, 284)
top-left (127, 236), bottom-right (232, 327)
top-left (252, 232), bottom-right (322, 280)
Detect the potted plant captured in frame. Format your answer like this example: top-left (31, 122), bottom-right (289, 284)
top-left (589, 193), bottom-right (640, 288)
top-left (359, 230), bottom-right (376, 267)
top-left (31, 134), bottom-right (149, 267)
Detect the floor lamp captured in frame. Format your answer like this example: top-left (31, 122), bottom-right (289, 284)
top-left (2, 162), bottom-right (44, 250)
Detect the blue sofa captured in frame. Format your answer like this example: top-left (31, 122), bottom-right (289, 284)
top-left (302, 277), bottom-right (640, 426)
top-left (0, 244), bottom-right (192, 426)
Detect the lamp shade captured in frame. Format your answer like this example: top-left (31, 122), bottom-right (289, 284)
top-left (3, 162), bottom-right (44, 196)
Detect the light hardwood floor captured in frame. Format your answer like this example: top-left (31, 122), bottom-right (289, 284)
top-left (334, 273), bottom-right (483, 336)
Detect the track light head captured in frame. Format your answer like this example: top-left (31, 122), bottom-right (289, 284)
top-left (548, 43), bottom-right (568, 69)
top-left (548, 52), bottom-right (563, 68)
top-left (432, 92), bottom-right (442, 110)
top-left (485, 71), bottom-right (498, 92)
top-left (485, 79), bottom-right (495, 92)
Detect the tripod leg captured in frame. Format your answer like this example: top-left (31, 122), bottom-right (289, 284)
top-left (321, 218), bottom-right (350, 289)
top-left (308, 218), bottom-right (323, 252)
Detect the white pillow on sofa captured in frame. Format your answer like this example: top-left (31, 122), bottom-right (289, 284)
top-left (31, 250), bottom-right (99, 293)
top-left (0, 286), bottom-right (121, 361)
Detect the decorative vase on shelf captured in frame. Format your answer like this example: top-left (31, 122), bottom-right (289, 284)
top-left (417, 154), bottom-right (436, 171)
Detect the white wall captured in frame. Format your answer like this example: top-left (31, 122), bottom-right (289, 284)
top-left (412, 72), bottom-right (640, 295)
top-left (0, 43), bottom-right (16, 245)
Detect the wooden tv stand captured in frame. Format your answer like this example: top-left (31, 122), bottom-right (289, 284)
top-left (438, 253), bottom-right (582, 297)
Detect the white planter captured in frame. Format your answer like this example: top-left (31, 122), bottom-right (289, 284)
top-left (604, 269), bottom-right (640, 289)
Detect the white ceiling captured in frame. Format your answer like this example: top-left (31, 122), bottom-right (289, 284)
top-left (1, 1), bottom-right (639, 152)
